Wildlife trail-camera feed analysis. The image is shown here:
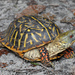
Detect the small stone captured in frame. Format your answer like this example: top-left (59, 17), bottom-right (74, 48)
top-left (41, 13), bottom-right (56, 21)
top-left (73, 62), bottom-right (75, 64)
top-left (18, 0), bottom-right (22, 4)
top-left (9, 60), bottom-right (14, 65)
top-left (48, 0), bottom-right (60, 6)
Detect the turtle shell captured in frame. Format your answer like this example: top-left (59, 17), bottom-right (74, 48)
top-left (0, 16), bottom-right (60, 56)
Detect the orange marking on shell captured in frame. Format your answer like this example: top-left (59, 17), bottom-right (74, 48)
top-left (17, 48), bottom-right (20, 50)
top-left (11, 46), bottom-right (14, 49)
top-left (6, 42), bottom-right (9, 46)
top-left (18, 52), bottom-right (24, 58)
top-left (1, 39), bottom-right (4, 41)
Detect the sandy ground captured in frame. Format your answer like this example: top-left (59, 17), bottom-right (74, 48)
top-left (0, 0), bottom-right (75, 75)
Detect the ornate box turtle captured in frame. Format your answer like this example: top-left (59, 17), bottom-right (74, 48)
top-left (0, 16), bottom-right (75, 67)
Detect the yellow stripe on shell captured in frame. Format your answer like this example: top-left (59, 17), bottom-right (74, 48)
top-left (22, 17), bottom-right (25, 20)
top-left (31, 33), bottom-right (38, 42)
top-left (30, 40), bottom-right (33, 45)
top-left (24, 33), bottom-right (28, 47)
top-left (51, 33), bottom-right (54, 37)
top-left (18, 33), bottom-right (24, 48)
top-left (13, 31), bottom-right (18, 46)
top-left (14, 23), bottom-right (17, 28)
top-left (35, 32), bottom-right (42, 37)
top-left (48, 27), bottom-right (51, 30)
top-left (26, 39), bottom-right (33, 45)
top-left (10, 29), bottom-right (16, 42)
top-left (31, 16), bottom-right (51, 40)
top-left (7, 27), bottom-right (14, 41)
top-left (18, 20), bottom-right (26, 23)
top-left (43, 35), bottom-right (46, 39)
top-left (56, 29), bottom-right (59, 35)
top-left (19, 24), bottom-right (22, 32)
top-left (52, 26), bottom-right (55, 32)
top-left (29, 19), bottom-right (31, 22)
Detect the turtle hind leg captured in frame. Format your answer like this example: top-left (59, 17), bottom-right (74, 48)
top-left (39, 47), bottom-right (54, 68)
top-left (63, 47), bottom-right (75, 59)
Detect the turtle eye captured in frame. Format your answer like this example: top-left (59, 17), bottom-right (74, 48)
top-left (70, 35), bottom-right (73, 38)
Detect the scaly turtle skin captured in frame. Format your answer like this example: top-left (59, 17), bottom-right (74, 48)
top-left (0, 16), bottom-right (75, 67)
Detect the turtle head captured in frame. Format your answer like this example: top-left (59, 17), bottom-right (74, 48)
top-left (55, 30), bottom-right (75, 48)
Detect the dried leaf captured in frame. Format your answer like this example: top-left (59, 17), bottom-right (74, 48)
top-left (27, 0), bottom-right (38, 5)
top-left (70, 19), bottom-right (75, 26)
top-left (60, 16), bottom-right (72, 23)
top-left (41, 13), bottom-right (56, 21)
top-left (0, 49), bottom-right (9, 56)
top-left (60, 16), bottom-right (75, 26)
top-left (0, 62), bottom-right (8, 68)
top-left (16, 5), bottom-right (46, 18)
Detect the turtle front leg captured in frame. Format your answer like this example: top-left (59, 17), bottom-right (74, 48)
top-left (39, 47), bottom-right (54, 68)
